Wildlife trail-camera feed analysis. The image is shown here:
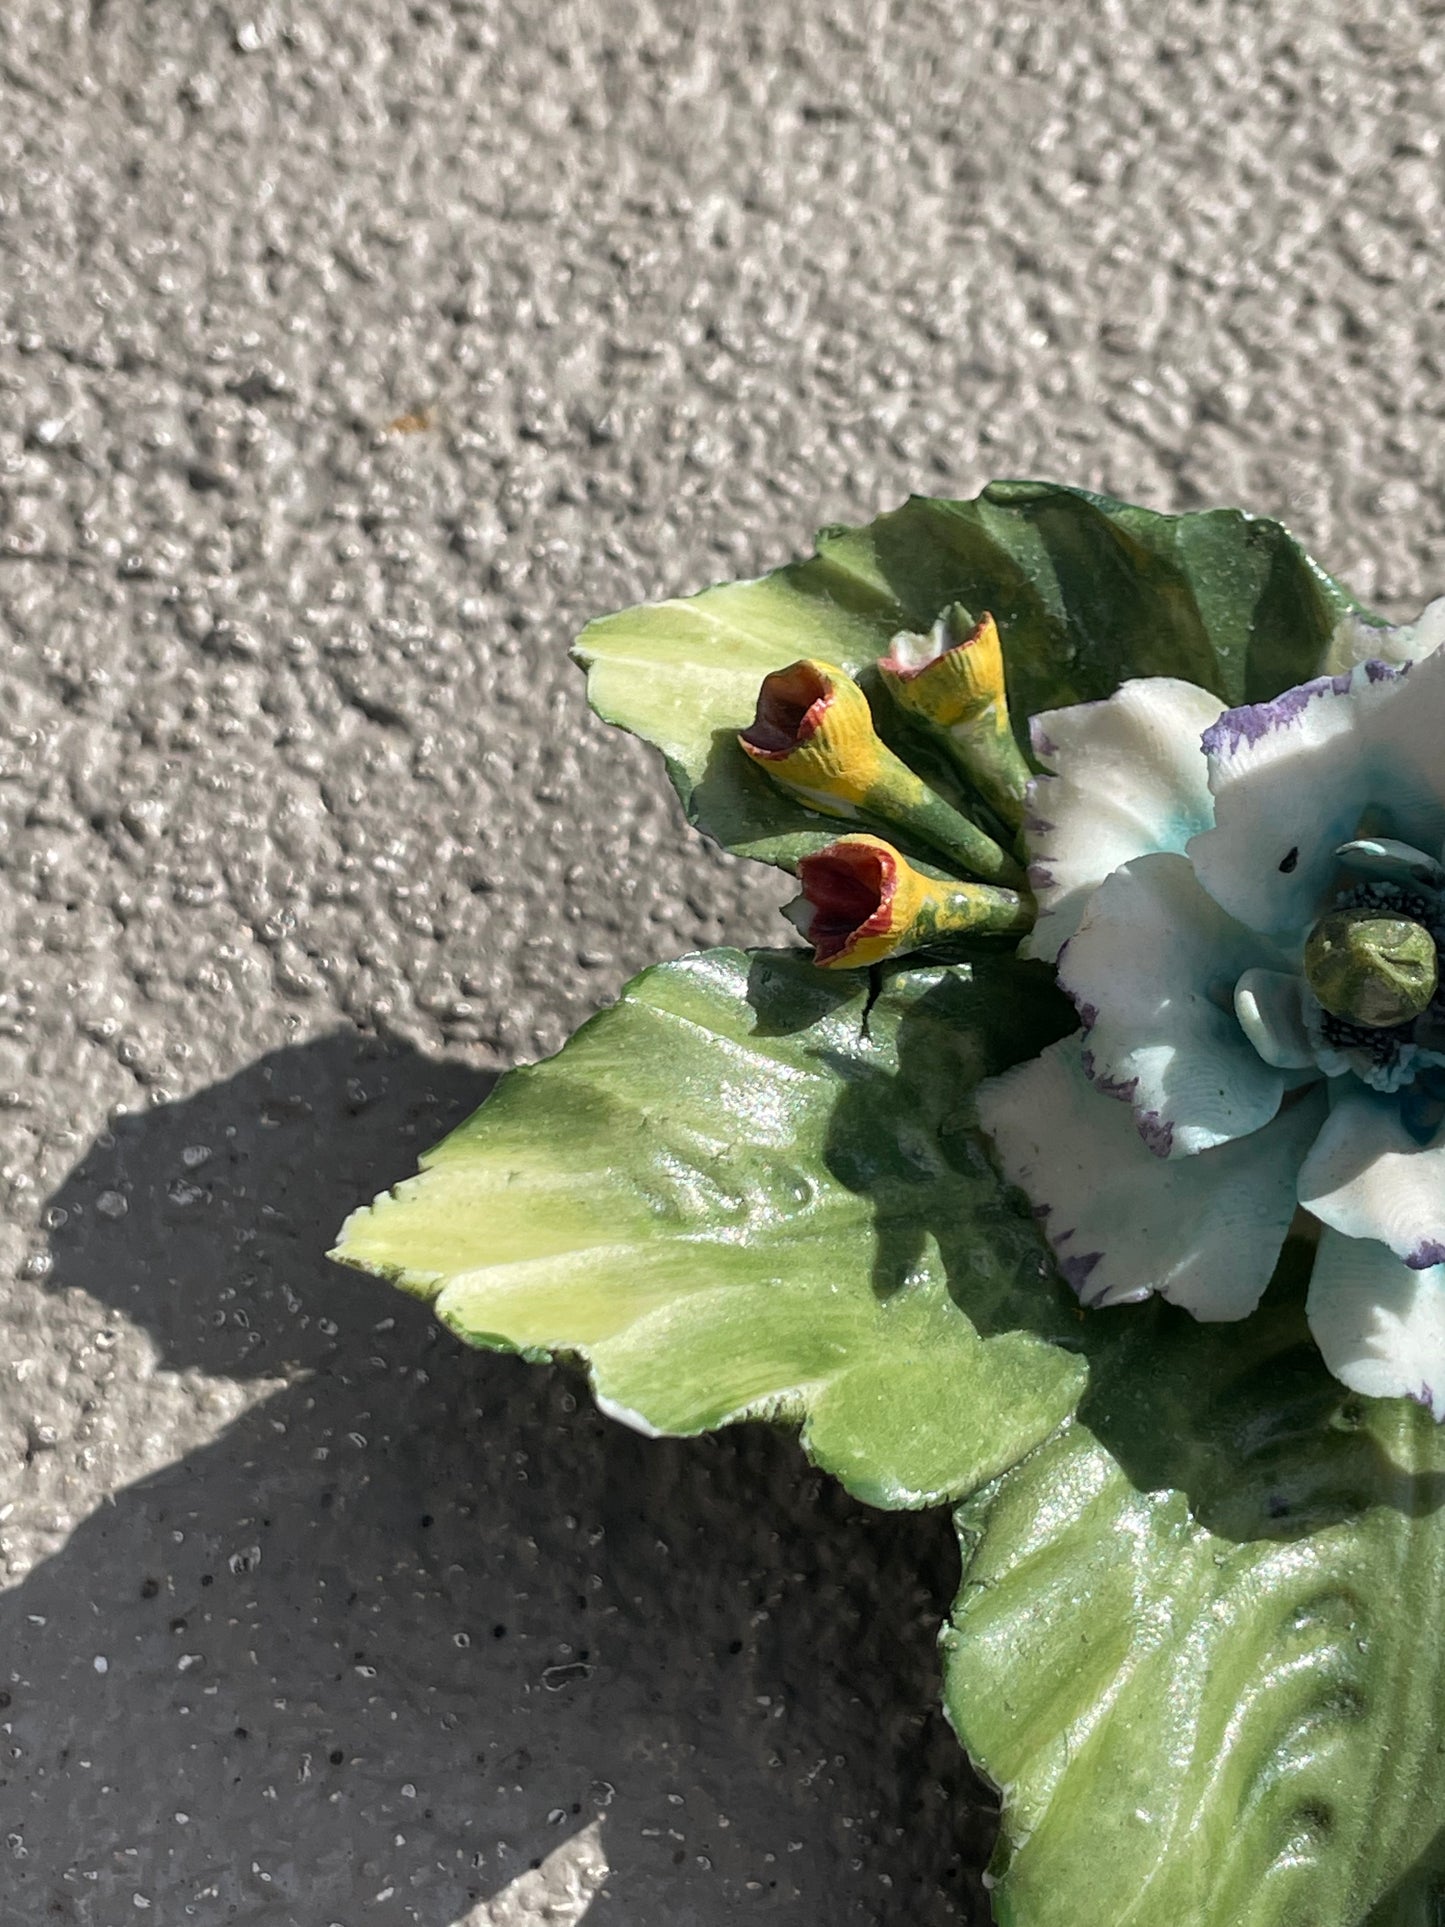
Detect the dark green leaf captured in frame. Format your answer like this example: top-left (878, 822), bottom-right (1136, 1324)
top-left (944, 1257), bottom-right (1445, 1927)
top-left (574, 482), bottom-right (1366, 870)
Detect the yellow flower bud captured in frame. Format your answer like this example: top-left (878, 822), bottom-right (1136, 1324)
top-left (739, 660), bottom-right (1026, 888)
top-left (737, 659), bottom-right (887, 813)
top-left (879, 607), bottom-right (1033, 828)
top-left (881, 607), bottom-right (1008, 730)
top-left (788, 834), bottom-right (1033, 969)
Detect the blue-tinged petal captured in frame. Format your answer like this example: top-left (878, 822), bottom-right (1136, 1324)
top-left (1058, 851), bottom-right (1288, 1158)
top-left (1189, 651), bottom-right (1445, 936)
top-left (1306, 1228), bottom-right (1445, 1419)
top-left (1336, 835), bottom-right (1445, 892)
top-left (975, 1038), bottom-right (1326, 1320)
top-left (1233, 967), bottom-right (1316, 1071)
top-left (1020, 678), bottom-right (1225, 965)
top-left (1298, 1082), bottom-right (1445, 1269)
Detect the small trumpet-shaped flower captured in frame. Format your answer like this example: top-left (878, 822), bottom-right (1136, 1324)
top-left (878, 606), bottom-right (1033, 827)
top-left (739, 659), bottom-right (1024, 887)
top-left (974, 624), bottom-right (1445, 1415)
top-left (786, 834), bottom-right (1032, 970)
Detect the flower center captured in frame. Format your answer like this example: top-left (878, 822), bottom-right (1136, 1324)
top-left (1303, 906), bottom-right (1439, 1029)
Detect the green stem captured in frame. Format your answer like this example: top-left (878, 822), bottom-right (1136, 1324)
top-left (937, 723), bottom-right (1035, 834)
top-left (862, 751), bottom-right (1026, 888)
top-left (922, 885), bottom-right (1035, 941)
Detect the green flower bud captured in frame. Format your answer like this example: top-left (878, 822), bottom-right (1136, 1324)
top-left (1304, 909), bottom-right (1439, 1030)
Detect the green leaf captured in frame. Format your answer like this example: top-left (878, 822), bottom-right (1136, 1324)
top-left (333, 946), bottom-right (1084, 1509)
top-left (574, 481), bottom-right (1365, 870)
top-left (943, 1263), bottom-right (1445, 1927)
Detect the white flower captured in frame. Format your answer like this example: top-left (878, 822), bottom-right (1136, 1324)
top-left (976, 606), bottom-right (1445, 1416)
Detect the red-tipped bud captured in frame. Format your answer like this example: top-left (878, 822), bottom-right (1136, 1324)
top-left (788, 835), bottom-right (1033, 969)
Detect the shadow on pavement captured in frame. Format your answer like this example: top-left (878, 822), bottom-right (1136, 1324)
top-left (7, 1028), bottom-right (987, 1926)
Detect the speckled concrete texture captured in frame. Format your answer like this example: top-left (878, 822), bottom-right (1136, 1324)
top-left (1, 1), bottom-right (1443, 1921)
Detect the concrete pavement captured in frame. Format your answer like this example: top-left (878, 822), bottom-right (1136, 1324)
top-left (2, 2), bottom-right (1443, 1920)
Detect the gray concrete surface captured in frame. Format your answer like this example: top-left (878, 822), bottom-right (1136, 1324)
top-left (1, 1), bottom-right (1443, 1922)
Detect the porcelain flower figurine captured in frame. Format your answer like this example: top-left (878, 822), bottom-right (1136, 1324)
top-left (977, 636), bottom-right (1445, 1416)
top-left (337, 488), bottom-right (1445, 1927)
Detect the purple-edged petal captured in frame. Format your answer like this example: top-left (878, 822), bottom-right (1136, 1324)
top-left (1306, 1228), bottom-right (1445, 1419)
top-left (1021, 678), bottom-right (1225, 965)
top-left (1298, 1083), bottom-right (1445, 1269)
top-left (1356, 642), bottom-right (1445, 863)
top-left (975, 1037), bottom-right (1326, 1320)
top-left (1327, 596), bottom-right (1445, 672)
top-left (1189, 651), bottom-right (1445, 936)
top-left (1059, 851), bottom-right (1287, 1157)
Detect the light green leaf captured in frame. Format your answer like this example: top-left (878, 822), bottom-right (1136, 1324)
top-left (333, 946), bottom-right (1084, 1508)
top-left (574, 481), bottom-right (1365, 870)
top-left (943, 1261), bottom-right (1445, 1927)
